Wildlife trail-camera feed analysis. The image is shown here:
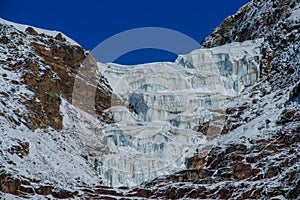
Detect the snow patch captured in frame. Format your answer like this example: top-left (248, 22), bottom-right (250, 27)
top-left (0, 17), bottom-right (80, 46)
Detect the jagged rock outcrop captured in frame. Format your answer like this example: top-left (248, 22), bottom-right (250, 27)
top-left (201, 0), bottom-right (293, 48)
top-left (0, 20), bottom-right (112, 131)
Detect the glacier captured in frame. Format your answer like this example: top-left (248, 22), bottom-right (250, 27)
top-left (94, 39), bottom-right (262, 187)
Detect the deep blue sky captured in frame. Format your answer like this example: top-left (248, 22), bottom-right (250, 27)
top-left (1, 0), bottom-right (250, 64)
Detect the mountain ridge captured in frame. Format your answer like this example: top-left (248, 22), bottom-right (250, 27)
top-left (1, 0), bottom-right (300, 199)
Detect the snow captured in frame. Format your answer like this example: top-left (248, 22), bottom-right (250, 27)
top-left (0, 118), bottom-right (100, 188)
top-left (289, 7), bottom-right (300, 21)
top-left (94, 39), bottom-right (262, 187)
top-left (270, 195), bottom-right (287, 200)
top-left (2, 2), bottom-right (299, 195)
top-left (0, 17), bottom-right (80, 46)
top-left (0, 49), bottom-right (100, 188)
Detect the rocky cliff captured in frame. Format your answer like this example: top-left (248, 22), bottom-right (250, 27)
top-left (0, 18), bottom-right (114, 198)
top-left (1, 0), bottom-right (300, 199)
top-left (0, 18), bottom-right (112, 130)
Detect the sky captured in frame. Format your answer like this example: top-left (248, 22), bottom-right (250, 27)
top-left (1, 0), bottom-right (250, 64)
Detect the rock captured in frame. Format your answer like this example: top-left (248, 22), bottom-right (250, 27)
top-left (19, 185), bottom-right (34, 194)
top-left (187, 187), bottom-right (206, 198)
top-left (233, 162), bottom-right (252, 180)
top-left (0, 173), bottom-right (21, 195)
top-left (20, 34), bottom-right (112, 130)
top-left (225, 144), bottom-right (248, 154)
top-left (35, 185), bottom-right (54, 195)
top-left (186, 154), bottom-right (205, 168)
top-left (246, 154), bottom-right (262, 163)
top-left (55, 33), bottom-right (66, 42)
top-left (0, 36), bottom-right (9, 44)
top-left (286, 182), bottom-right (300, 199)
top-left (25, 27), bottom-right (38, 36)
top-left (277, 109), bottom-right (296, 125)
top-left (218, 187), bottom-right (231, 199)
top-left (8, 141), bottom-right (29, 158)
top-left (266, 166), bottom-right (281, 178)
top-left (52, 189), bottom-right (78, 199)
top-left (242, 190), bottom-right (252, 199)
top-left (135, 189), bottom-right (153, 198)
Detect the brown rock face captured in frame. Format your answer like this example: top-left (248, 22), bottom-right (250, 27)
top-left (55, 33), bottom-right (66, 42)
top-left (1, 22), bottom-right (114, 131)
top-left (25, 42), bottom-right (83, 130)
top-left (0, 173), bottom-right (21, 195)
top-left (35, 185), bottom-right (54, 195)
top-left (52, 189), bottom-right (79, 199)
top-left (8, 141), bottom-right (29, 158)
top-left (25, 27), bottom-right (39, 36)
top-left (233, 162), bottom-right (252, 180)
top-left (0, 25), bottom-right (113, 130)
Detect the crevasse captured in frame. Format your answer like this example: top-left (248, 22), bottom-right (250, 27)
top-left (96, 39), bottom-right (262, 187)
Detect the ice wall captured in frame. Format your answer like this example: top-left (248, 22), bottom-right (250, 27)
top-left (96, 39), bottom-right (262, 187)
